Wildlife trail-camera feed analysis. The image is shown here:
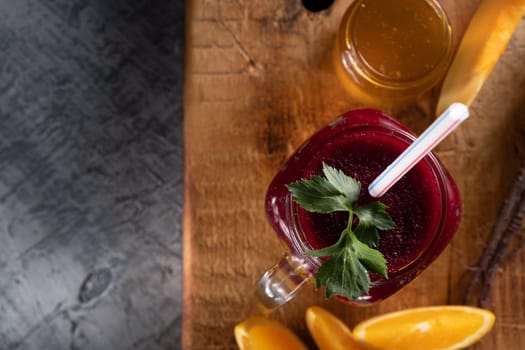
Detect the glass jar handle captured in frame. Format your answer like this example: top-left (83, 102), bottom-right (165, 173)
top-left (255, 254), bottom-right (313, 312)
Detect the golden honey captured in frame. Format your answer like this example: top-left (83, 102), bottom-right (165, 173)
top-left (335, 0), bottom-right (452, 109)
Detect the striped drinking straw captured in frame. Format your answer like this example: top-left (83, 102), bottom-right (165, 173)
top-left (368, 103), bottom-right (470, 198)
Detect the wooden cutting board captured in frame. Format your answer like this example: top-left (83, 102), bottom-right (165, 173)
top-left (183, 1), bottom-right (525, 348)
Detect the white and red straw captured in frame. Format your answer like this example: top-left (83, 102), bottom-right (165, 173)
top-left (368, 103), bottom-right (469, 198)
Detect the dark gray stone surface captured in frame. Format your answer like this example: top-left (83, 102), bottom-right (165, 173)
top-left (0, 1), bottom-right (184, 349)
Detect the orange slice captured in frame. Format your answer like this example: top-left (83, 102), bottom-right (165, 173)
top-left (436, 0), bottom-right (525, 115)
top-left (353, 305), bottom-right (495, 350)
top-left (306, 306), bottom-right (381, 350)
top-left (234, 316), bottom-right (308, 350)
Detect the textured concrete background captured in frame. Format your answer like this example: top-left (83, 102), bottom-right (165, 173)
top-left (0, 1), bottom-right (183, 349)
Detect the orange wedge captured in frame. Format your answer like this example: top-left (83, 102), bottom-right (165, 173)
top-left (353, 305), bottom-right (495, 350)
top-left (306, 306), bottom-right (381, 350)
top-left (234, 316), bottom-right (308, 350)
top-left (436, 0), bottom-right (525, 115)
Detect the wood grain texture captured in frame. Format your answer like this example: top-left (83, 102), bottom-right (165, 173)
top-left (184, 0), bottom-right (525, 349)
top-left (0, 1), bottom-right (184, 349)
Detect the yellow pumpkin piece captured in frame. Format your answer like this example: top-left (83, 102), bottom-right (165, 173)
top-left (436, 0), bottom-right (525, 115)
top-left (353, 305), bottom-right (495, 350)
top-left (234, 316), bottom-right (308, 350)
top-left (306, 306), bottom-right (382, 350)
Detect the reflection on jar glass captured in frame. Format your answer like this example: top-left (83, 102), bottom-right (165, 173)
top-left (334, 0), bottom-right (453, 110)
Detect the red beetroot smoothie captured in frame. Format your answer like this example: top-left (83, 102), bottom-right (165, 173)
top-left (265, 109), bottom-right (461, 303)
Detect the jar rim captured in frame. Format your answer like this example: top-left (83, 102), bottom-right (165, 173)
top-left (288, 124), bottom-right (450, 280)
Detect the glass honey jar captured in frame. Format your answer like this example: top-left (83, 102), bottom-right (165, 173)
top-left (334, 0), bottom-right (453, 109)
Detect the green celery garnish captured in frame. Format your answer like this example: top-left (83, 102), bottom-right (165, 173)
top-left (286, 163), bottom-right (395, 299)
